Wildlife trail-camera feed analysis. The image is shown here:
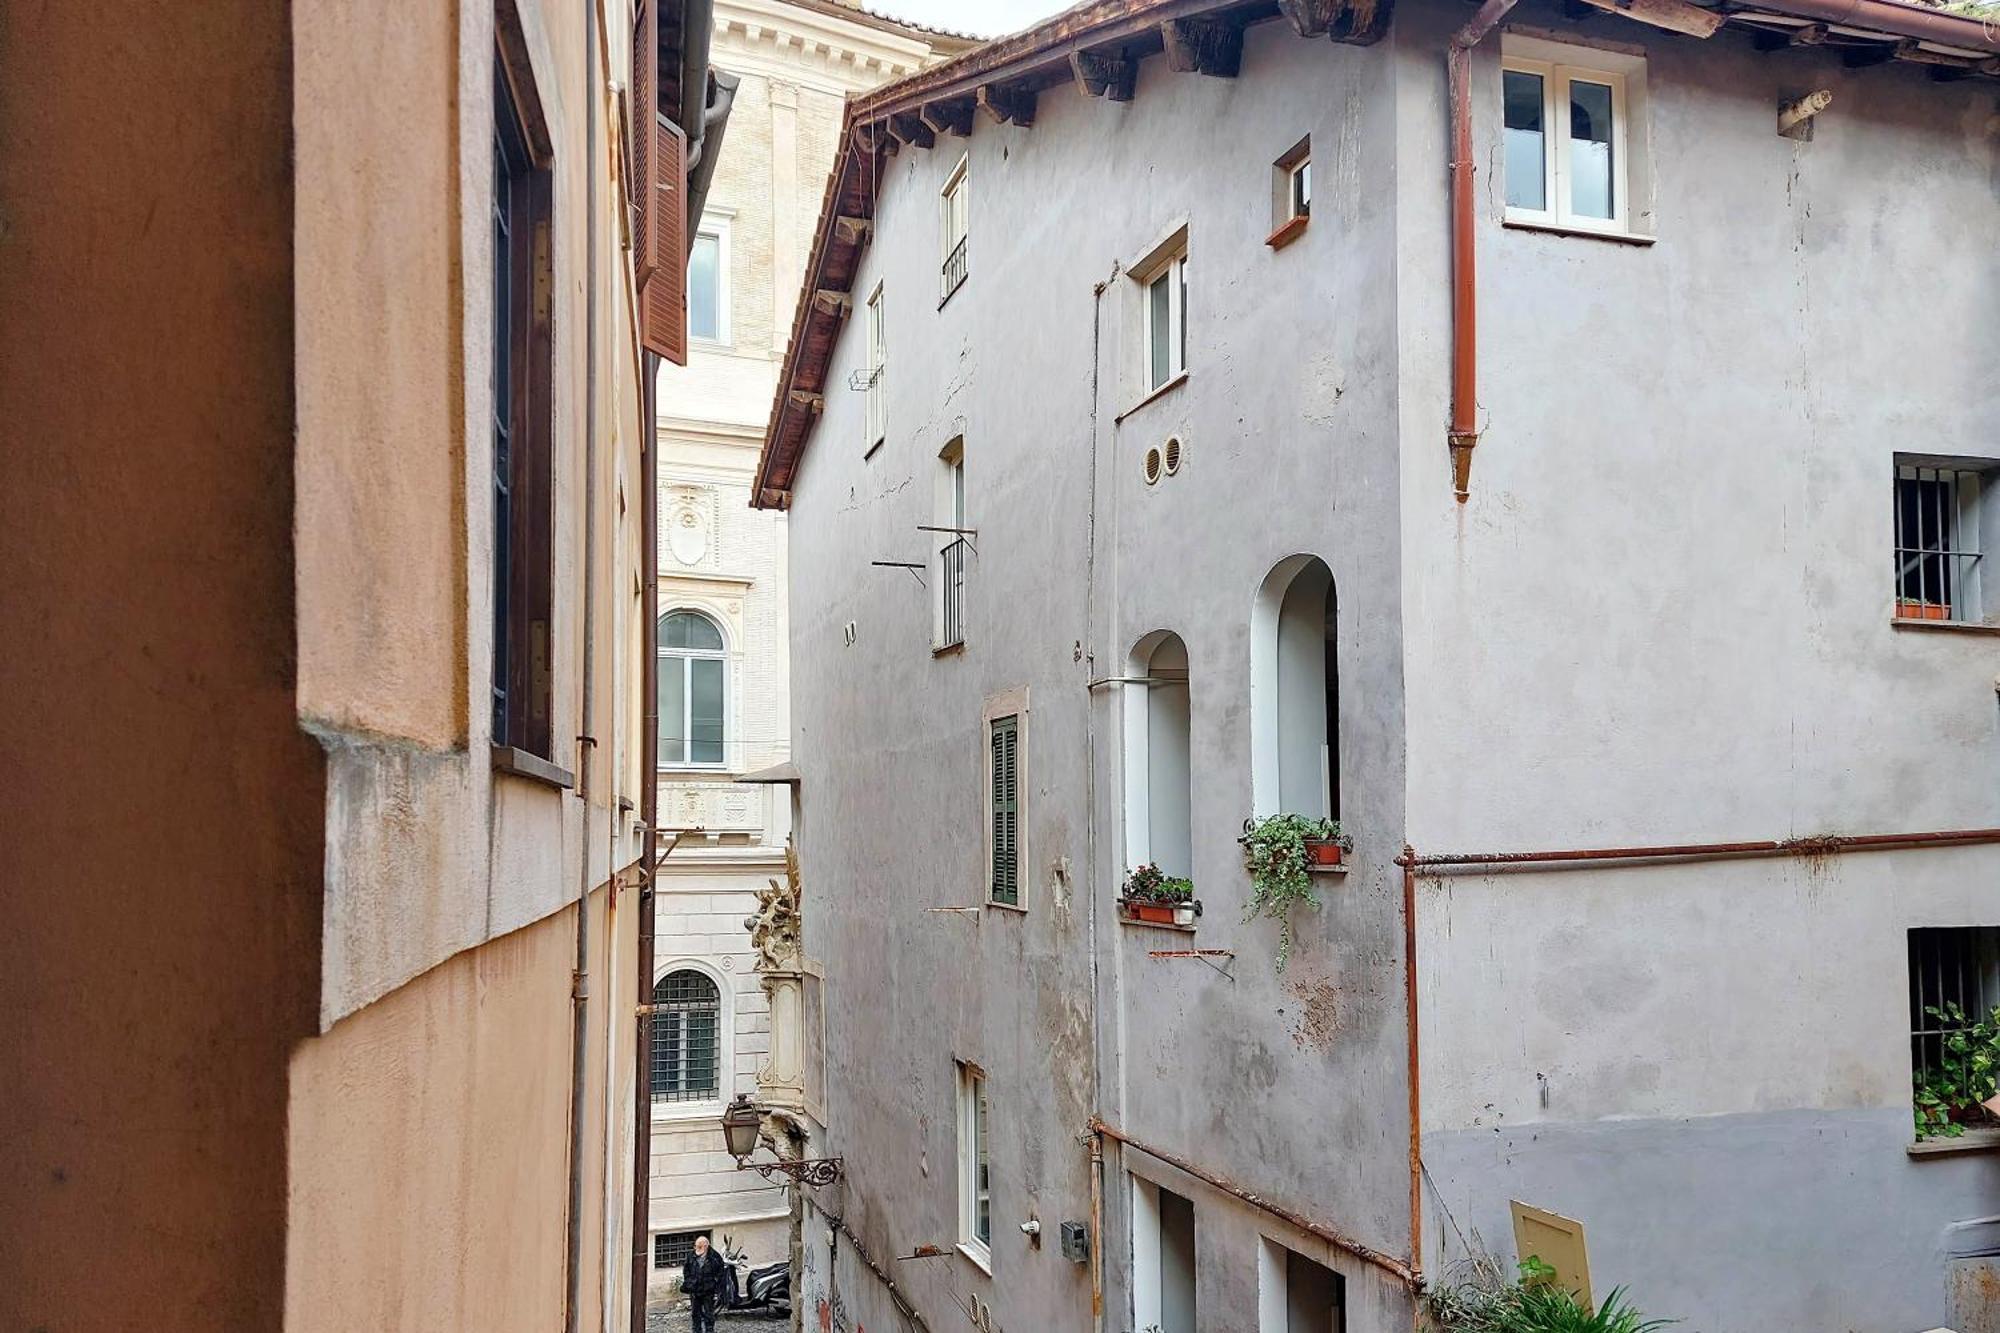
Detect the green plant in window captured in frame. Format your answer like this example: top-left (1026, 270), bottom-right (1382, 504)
top-left (1121, 863), bottom-right (1194, 904)
top-left (1238, 814), bottom-right (1348, 969)
top-left (1913, 1000), bottom-right (2000, 1139)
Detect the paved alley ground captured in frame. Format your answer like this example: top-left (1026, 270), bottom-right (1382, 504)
top-left (646, 1303), bottom-right (790, 1333)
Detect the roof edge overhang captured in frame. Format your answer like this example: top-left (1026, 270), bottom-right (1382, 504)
top-left (751, 0), bottom-right (1998, 509)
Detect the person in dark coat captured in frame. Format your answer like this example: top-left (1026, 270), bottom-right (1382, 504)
top-left (681, 1234), bottom-right (728, 1333)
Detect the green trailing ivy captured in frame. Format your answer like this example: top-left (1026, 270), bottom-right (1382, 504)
top-left (1913, 1001), bottom-right (2000, 1139)
top-left (1239, 813), bottom-right (1348, 969)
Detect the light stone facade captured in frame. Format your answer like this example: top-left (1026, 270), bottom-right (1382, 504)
top-left (646, 0), bottom-right (969, 1285)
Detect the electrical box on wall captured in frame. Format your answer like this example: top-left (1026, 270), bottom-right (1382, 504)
top-left (1059, 1220), bottom-right (1090, 1263)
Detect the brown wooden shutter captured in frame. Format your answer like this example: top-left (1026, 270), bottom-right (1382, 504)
top-left (640, 113), bottom-right (688, 365)
top-left (630, 0), bottom-right (657, 287)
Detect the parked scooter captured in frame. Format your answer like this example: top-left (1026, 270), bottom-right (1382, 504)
top-left (715, 1235), bottom-right (791, 1319)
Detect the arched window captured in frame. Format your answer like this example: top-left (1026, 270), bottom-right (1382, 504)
top-left (1124, 631), bottom-right (1192, 877)
top-left (658, 610), bottom-right (726, 766)
top-left (651, 968), bottom-right (722, 1103)
top-left (1251, 557), bottom-right (1339, 820)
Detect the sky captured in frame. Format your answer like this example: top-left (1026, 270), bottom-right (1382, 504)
top-left (865, 0), bottom-right (1076, 38)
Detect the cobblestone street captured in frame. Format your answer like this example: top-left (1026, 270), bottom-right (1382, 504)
top-left (645, 1302), bottom-right (790, 1333)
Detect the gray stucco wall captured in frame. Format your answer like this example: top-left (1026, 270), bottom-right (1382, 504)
top-left (785, 2), bottom-right (2000, 1330)
top-left (1391, 2), bottom-right (2000, 1327)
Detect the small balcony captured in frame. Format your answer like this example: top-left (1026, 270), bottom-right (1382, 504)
top-left (940, 236), bottom-right (968, 306)
top-left (939, 536), bottom-right (969, 649)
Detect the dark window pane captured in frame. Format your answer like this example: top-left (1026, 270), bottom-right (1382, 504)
top-left (1569, 79), bottom-right (1615, 219)
top-left (1503, 69), bottom-right (1546, 211)
top-left (659, 652), bottom-right (685, 765)
top-left (689, 658), bottom-right (725, 765)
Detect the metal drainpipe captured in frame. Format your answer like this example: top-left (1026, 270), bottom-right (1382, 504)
top-left (1447, 0), bottom-right (1522, 502)
top-left (629, 353), bottom-right (660, 1333)
top-left (564, 0), bottom-right (601, 1326)
top-left (1401, 847), bottom-right (1422, 1312)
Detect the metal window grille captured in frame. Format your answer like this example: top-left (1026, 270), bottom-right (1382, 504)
top-left (1909, 927), bottom-right (2000, 1108)
top-left (1894, 465), bottom-right (1984, 623)
top-left (940, 537), bottom-right (969, 649)
top-left (990, 715), bottom-right (1019, 906)
top-left (650, 970), bottom-right (721, 1103)
top-left (941, 235), bottom-right (969, 303)
top-left (491, 68), bottom-right (525, 745)
top-left (653, 1229), bottom-right (711, 1270)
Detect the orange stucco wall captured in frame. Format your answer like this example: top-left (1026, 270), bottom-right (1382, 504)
top-left (0, 4), bottom-right (322, 1329)
top-left (285, 879), bottom-right (639, 1331)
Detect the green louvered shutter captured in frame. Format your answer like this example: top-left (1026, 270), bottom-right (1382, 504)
top-left (990, 715), bottom-right (1019, 906)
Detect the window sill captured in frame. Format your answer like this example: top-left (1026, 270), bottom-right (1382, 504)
top-left (957, 1241), bottom-right (993, 1275)
top-left (652, 1100), bottom-right (728, 1126)
top-left (1502, 216), bottom-right (1655, 247)
top-left (1117, 371), bottom-right (1189, 424)
top-left (1265, 214), bottom-right (1309, 250)
top-left (658, 764), bottom-right (734, 776)
top-left (1891, 617), bottom-right (2000, 637)
top-left (1907, 1127), bottom-right (2000, 1158)
top-left (1118, 914), bottom-right (1197, 934)
top-left (934, 640), bottom-right (966, 658)
top-left (986, 899), bottom-right (1027, 915)
top-left (493, 745), bottom-right (575, 790)
top-left (1310, 862), bottom-right (1351, 876)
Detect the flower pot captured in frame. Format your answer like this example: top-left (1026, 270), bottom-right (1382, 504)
top-left (1124, 900), bottom-right (1175, 924)
top-left (1896, 598), bottom-right (1951, 621)
top-left (1173, 903), bottom-right (1197, 927)
top-left (1303, 839), bottom-right (1346, 867)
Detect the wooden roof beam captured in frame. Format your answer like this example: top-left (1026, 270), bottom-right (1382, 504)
top-left (975, 83), bottom-right (1037, 127)
top-left (888, 110), bottom-right (935, 149)
top-left (1328, 0), bottom-right (1395, 46)
top-left (1842, 37), bottom-right (1906, 66)
top-left (919, 98), bottom-right (976, 137)
top-left (1070, 48), bottom-right (1137, 101)
top-left (1753, 20), bottom-right (1827, 48)
top-left (1278, 0), bottom-right (1342, 36)
top-left (1161, 15), bottom-right (1244, 76)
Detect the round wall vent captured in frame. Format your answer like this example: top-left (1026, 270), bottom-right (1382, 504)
top-left (1143, 446), bottom-right (1163, 485)
top-left (1163, 436), bottom-right (1183, 476)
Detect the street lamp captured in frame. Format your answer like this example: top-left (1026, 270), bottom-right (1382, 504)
top-left (721, 1093), bottom-right (843, 1187)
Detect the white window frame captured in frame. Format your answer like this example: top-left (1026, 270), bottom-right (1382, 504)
top-left (657, 608), bottom-right (730, 771)
top-left (1501, 36), bottom-right (1647, 239)
top-left (864, 281), bottom-right (886, 454)
top-left (688, 217), bottom-right (731, 346)
top-left (934, 439), bottom-right (968, 650)
top-left (1144, 257), bottom-right (1187, 392)
top-left (649, 957), bottom-right (733, 1122)
top-left (956, 1060), bottom-right (992, 1269)
top-left (940, 154), bottom-right (970, 304)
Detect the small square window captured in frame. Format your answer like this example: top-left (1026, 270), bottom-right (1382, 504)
top-left (653, 1229), bottom-right (711, 1270)
top-left (1893, 458), bottom-right (1995, 625)
top-left (1501, 37), bottom-right (1648, 238)
top-left (1268, 137), bottom-right (1311, 249)
top-left (956, 1062), bottom-right (991, 1263)
top-left (1908, 927), bottom-right (2000, 1142)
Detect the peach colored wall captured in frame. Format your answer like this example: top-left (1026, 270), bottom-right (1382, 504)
top-left (0, 4), bottom-right (322, 1330)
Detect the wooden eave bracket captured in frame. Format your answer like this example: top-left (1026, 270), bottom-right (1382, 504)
top-left (888, 110), bottom-right (935, 149)
top-left (1278, 0), bottom-right (1342, 36)
top-left (1777, 88), bottom-right (1833, 138)
top-left (975, 83), bottom-right (1037, 126)
top-left (919, 99), bottom-right (975, 137)
top-left (811, 289), bottom-right (853, 318)
top-left (1071, 48), bottom-right (1137, 100)
top-left (1161, 15), bottom-right (1244, 76)
top-left (1568, 0), bottom-right (1725, 37)
top-left (788, 389), bottom-right (825, 414)
top-left (833, 214), bottom-right (873, 246)
top-left (1754, 21), bottom-right (1828, 49)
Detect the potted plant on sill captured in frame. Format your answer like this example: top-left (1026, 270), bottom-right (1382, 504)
top-left (1913, 1000), bottom-right (2000, 1140)
top-left (1120, 863), bottom-right (1198, 926)
top-left (1239, 814), bottom-right (1351, 968)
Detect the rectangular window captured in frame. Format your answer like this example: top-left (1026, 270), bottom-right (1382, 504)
top-left (1132, 1177), bottom-right (1198, 1333)
top-left (1909, 927), bottom-right (2000, 1142)
top-left (1501, 43), bottom-right (1639, 236)
top-left (653, 1229), bottom-right (711, 1269)
top-left (989, 714), bottom-right (1019, 906)
top-left (492, 51), bottom-right (556, 760)
top-left (1894, 460), bottom-right (1991, 624)
top-left (1258, 1237), bottom-right (1346, 1332)
top-left (1145, 253), bottom-right (1187, 392)
top-left (687, 224), bottom-right (728, 344)
top-left (957, 1062), bottom-right (991, 1262)
top-left (941, 155), bottom-right (969, 303)
top-left (1268, 137), bottom-right (1311, 249)
top-left (865, 282), bottom-right (886, 454)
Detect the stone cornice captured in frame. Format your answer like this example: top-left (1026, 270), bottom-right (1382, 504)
top-left (712, 0), bottom-right (952, 95)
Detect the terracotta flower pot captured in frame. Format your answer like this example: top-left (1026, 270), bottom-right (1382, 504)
top-left (1124, 900), bottom-right (1176, 924)
top-left (1304, 839), bottom-right (1346, 867)
top-left (1896, 598), bottom-right (1951, 621)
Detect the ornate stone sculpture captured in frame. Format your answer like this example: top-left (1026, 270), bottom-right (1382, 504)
top-left (744, 842), bottom-right (803, 973)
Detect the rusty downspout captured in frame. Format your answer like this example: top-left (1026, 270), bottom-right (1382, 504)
top-left (1089, 1130), bottom-right (1105, 1333)
top-left (1448, 0), bottom-right (1521, 502)
top-left (629, 355), bottom-right (660, 1333)
top-left (1401, 848), bottom-right (1422, 1305)
top-left (1404, 825), bottom-right (2000, 870)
